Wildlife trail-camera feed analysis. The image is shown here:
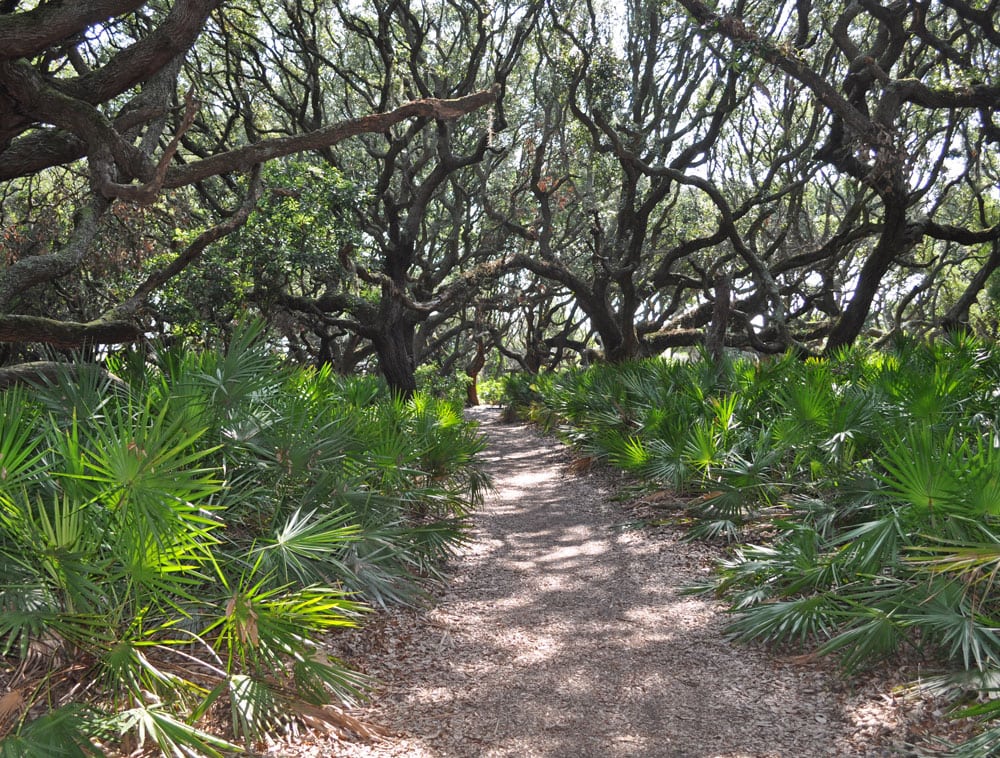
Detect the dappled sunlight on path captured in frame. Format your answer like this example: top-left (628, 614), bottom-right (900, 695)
top-left (328, 408), bottom-right (881, 758)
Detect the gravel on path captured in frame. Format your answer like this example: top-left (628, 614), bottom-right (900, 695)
top-left (270, 407), bottom-right (953, 757)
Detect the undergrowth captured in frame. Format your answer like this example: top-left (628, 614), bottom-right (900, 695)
top-left (0, 325), bottom-right (489, 756)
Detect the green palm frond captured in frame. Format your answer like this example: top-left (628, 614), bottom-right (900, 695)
top-left (902, 593), bottom-right (1000, 672)
top-left (0, 706), bottom-right (102, 758)
top-left (727, 594), bottom-right (839, 645)
top-left (775, 365), bottom-right (834, 433)
top-left (227, 673), bottom-right (281, 742)
top-left (818, 604), bottom-right (907, 672)
top-left (685, 518), bottom-right (742, 542)
top-left (98, 639), bottom-right (205, 709)
top-left (639, 438), bottom-right (690, 491)
top-left (681, 420), bottom-right (723, 479)
top-left (0, 388), bottom-right (45, 490)
top-left (783, 495), bottom-right (839, 537)
top-left (607, 435), bottom-right (649, 472)
top-left (934, 727), bottom-right (1000, 758)
top-left (962, 442), bottom-right (1000, 518)
top-left (111, 705), bottom-right (239, 758)
top-left (833, 511), bottom-right (905, 575)
top-left (879, 426), bottom-right (966, 518)
top-left (252, 507), bottom-right (362, 588)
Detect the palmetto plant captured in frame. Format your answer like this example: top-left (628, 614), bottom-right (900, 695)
top-left (0, 326), bottom-right (489, 755)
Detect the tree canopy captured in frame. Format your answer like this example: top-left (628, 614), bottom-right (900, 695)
top-left (1, 0), bottom-right (998, 390)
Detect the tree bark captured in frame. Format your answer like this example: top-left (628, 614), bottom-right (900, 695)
top-left (0, 315), bottom-right (140, 347)
top-left (375, 326), bottom-right (418, 397)
top-left (706, 272), bottom-right (731, 362)
top-left (825, 202), bottom-right (910, 353)
top-left (373, 290), bottom-right (419, 396)
top-left (464, 337), bottom-right (487, 407)
top-left (0, 1), bottom-right (146, 61)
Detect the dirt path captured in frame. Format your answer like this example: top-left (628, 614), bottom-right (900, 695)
top-left (283, 408), bottom-right (924, 757)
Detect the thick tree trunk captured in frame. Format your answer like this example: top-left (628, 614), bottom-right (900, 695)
top-left (825, 203), bottom-right (910, 353)
top-left (375, 335), bottom-right (416, 396)
top-left (374, 308), bottom-right (417, 397)
top-left (584, 295), bottom-right (641, 364)
top-left (603, 322), bottom-right (641, 363)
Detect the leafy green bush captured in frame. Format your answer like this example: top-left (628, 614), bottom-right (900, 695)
top-left (414, 364), bottom-right (468, 407)
top-left (500, 372), bottom-right (558, 425)
top-left (0, 326), bottom-right (489, 755)
top-left (475, 377), bottom-right (506, 405)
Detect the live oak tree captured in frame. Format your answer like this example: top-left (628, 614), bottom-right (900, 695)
top-left (483, 0), bottom-right (706, 361)
top-left (488, 0), bottom-right (999, 361)
top-left (486, 0), bottom-right (818, 362)
top-left (3, 0), bottom-right (999, 388)
top-left (674, 0), bottom-right (1000, 352)
top-left (0, 0), bottom-right (498, 386)
top-left (176, 0), bottom-right (542, 393)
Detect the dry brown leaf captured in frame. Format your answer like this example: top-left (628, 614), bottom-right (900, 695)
top-left (295, 702), bottom-right (390, 742)
top-left (565, 456), bottom-right (595, 474)
top-left (0, 690), bottom-right (26, 735)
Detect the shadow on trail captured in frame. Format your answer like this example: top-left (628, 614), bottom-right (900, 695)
top-left (386, 409), bottom-right (854, 758)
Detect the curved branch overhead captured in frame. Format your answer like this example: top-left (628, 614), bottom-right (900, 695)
top-left (0, 1), bottom-right (503, 363)
top-left (0, 1), bottom-right (221, 149)
top-left (673, 0), bottom-right (1000, 352)
top-left (160, 87), bottom-right (500, 191)
top-left (0, 0), bottom-right (998, 382)
top-left (0, 1), bottom-right (147, 61)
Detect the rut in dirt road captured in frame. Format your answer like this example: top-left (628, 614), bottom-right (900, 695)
top-left (329, 408), bottom-right (890, 758)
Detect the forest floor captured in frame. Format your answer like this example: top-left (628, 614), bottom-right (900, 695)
top-left (268, 407), bottom-right (978, 757)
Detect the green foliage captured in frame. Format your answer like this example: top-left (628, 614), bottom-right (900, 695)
top-left (0, 325), bottom-right (489, 754)
top-left (510, 337), bottom-right (1000, 742)
top-left (499, 373), bottom-right (552, 423)
top-left (475, 377), bottom-right (507, 405)
top-left (159, 159), bottom-right (361, 343)
top-left (414, 364), bottom-right (467, 407)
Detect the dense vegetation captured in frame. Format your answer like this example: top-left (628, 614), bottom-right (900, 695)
top-left (0, 1), bottom-right (997, 390)
top-left (505, 335), bottom-right (1000, 754)
top-left (1, 0), bottom-right (999, 753)
top-left (0, 326), bottom-right (488, 755)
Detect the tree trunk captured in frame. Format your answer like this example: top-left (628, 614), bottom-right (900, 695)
top-left (825, 203), bottom-right (910, 353)
top-left (603, 321), bottom-right (641, 363)
top-left (583, 297), bottom-right (640, 364)
top-left (373, 288), bottom-right (418, 396)
top-left (705, 273), bottom-right (731, 362)
top-left (375, 325), bottom-right (417, 397)
top-left (464, 336), bottom-right (486, 407)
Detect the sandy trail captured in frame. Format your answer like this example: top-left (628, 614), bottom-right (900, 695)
top-left (285, 408), bottom-right (906, 757)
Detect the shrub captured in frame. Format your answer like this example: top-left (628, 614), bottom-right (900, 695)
top-left (0, 327), bottom-right (489, 755)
